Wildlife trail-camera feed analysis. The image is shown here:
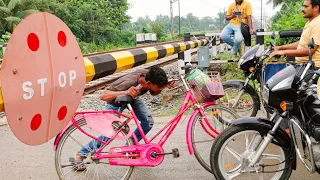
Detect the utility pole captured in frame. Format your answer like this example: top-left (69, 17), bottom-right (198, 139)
top-left (170, 0), bottom-right (180, 40)
top-left (170, 0), bottom-right (174, 40)
top-left (224, 7), bottom-right (226, 25)
top-left (178, 0), bottom-right (181, 36)
top-left (219, 8), bottom-right (222, 31)
top-left (261, 0), bottom-right (263, 29)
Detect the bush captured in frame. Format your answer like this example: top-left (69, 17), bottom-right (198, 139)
top-left (268, 1), bottom-right (306, 45)
top-left (217, 52), bottom-right (245, 82)
top-left (78, 30), bottom-right (136, 54)
top-left (0, 32), bottom-right (11, 59)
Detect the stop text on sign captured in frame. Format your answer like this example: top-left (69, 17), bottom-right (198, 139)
top-left (22, 70), bottom-right (77, 100)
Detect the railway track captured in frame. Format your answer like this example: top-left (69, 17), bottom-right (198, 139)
top-left (84, 48), bottom-right (198, 95)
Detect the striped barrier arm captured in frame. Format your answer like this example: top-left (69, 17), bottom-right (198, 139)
top-left (84, 39), bottom-right (208, 82)
top-left (0, 39), bottom-right (209, 112)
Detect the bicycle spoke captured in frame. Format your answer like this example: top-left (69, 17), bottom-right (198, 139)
top-left (56, 119), bottom-right (133, 180)
top-left (96, 166), bottom-right (102, 180)
top-left (101, 164), bottom-right (112, 180)
top-left (70, 135), bottom-right (94, 153)
top-left (81, 168), bottom-right (90, 180)
top-left (225, 146), bottom-right (241, 161)
top-left (73, 164), bottom-right (88, 180)
top-left (193, 139), bottom-right (214, 143)
top-left (63, 167), bottom-right (75, 178)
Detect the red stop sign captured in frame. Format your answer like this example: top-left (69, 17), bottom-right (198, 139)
top-left (1, 12), bottom-right (86, 145)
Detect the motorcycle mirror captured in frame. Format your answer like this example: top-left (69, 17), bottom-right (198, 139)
top-left (308, 38), bottom-right (315, 49)
top-left (271, 32), bottom-right (276, 40)
top-left (270, 39), bottom-right (276, 47)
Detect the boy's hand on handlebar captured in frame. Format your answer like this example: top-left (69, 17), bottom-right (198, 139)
top-left (269, 50), bottom-right (284, 58)
top-left (126, 87), bottom-right (139, 98)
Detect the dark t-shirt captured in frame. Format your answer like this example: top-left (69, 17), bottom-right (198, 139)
top-left (107, 69), bottom-right (149, 104)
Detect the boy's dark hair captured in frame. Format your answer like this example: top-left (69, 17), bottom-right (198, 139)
top-left (145, 67), bottom-right (168, 87)
top-left (311, 0), bottom-right (320, 12)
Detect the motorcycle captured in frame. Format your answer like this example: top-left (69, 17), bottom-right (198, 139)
top-left (210, 38), bottom-right (320, 179)
top-left (222, 33), bottom-right (285, 117)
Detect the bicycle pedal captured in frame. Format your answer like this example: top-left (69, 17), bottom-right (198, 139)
top-left (172, 148), bottom-right (179, 158)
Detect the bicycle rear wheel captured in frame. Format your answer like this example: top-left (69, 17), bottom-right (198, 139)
top-left (191, 104), bottom-right (239, 173)
top-left (55, 118), bottom-right (134, 180)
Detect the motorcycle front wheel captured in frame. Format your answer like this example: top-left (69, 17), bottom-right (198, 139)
top-left (210, 126), bottom-right (293, 180)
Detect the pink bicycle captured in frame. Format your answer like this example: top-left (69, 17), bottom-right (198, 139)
top-left (53, 67), bottom-right (239, 179)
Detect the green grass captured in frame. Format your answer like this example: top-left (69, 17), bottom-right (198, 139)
top-left (217, 52), bottom-right (245, 82)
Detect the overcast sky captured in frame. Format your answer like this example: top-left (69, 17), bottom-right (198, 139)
top-left (127, 0), bottom-right (283, 22)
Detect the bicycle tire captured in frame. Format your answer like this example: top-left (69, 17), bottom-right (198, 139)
top-left (191, 104), bottom-right (239, 173)
top-left (55, 118), bottom-right (134, 180)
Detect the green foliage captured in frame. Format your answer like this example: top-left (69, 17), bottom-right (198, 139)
top-left (217, 52), bottom-right (245, 82)
top-left (0, 0), bottom-right (133, 54)
top-left (0, 31), bottom-right (11, 59)
top-left (78, 30), bottom-right (135, 54)
top-left (142, 27), bottom-right (150, 33)
top-left (125, 12), bottom-right (225, 36)
top-left (268, 0), bottom-right (306, 45)
top-left (0, 0), bottom-right (42, 32)
top-left (151, 22), bottom-right (165, 41)
top-left (267, 0), bottom-right (291, 8)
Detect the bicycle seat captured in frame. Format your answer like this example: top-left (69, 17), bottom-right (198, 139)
top-left (115, 95), bottom-right (133, 107)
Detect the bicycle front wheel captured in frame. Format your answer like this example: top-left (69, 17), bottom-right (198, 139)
top-left (55, 118), bottom-right (134, 180)
top-left (191, 104), bottom-right (239, 173)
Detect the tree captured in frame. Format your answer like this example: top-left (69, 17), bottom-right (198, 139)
top-left (151, 22), bottom-right (165, 41)
top-left (142, 27), bottom-right (149, 33)
top-left (47, 0), bottom-right (130, 44)
top-left (269, 0), bottom-right (305, 44)
top-left (213, 11), bottom-right (228, 31)
top-left (200, 16), bottom-right (215, 31)
top-left (267, 0), bottom-right (291, 8)
top-left (0, 0), bottom-right (40, 32)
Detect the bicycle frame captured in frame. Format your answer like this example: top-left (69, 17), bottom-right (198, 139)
top-left (53, 89), bottom-right (219, 157)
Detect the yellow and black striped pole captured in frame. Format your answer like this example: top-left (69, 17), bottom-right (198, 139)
top-left (84, 39), bottom-right (208, 82)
